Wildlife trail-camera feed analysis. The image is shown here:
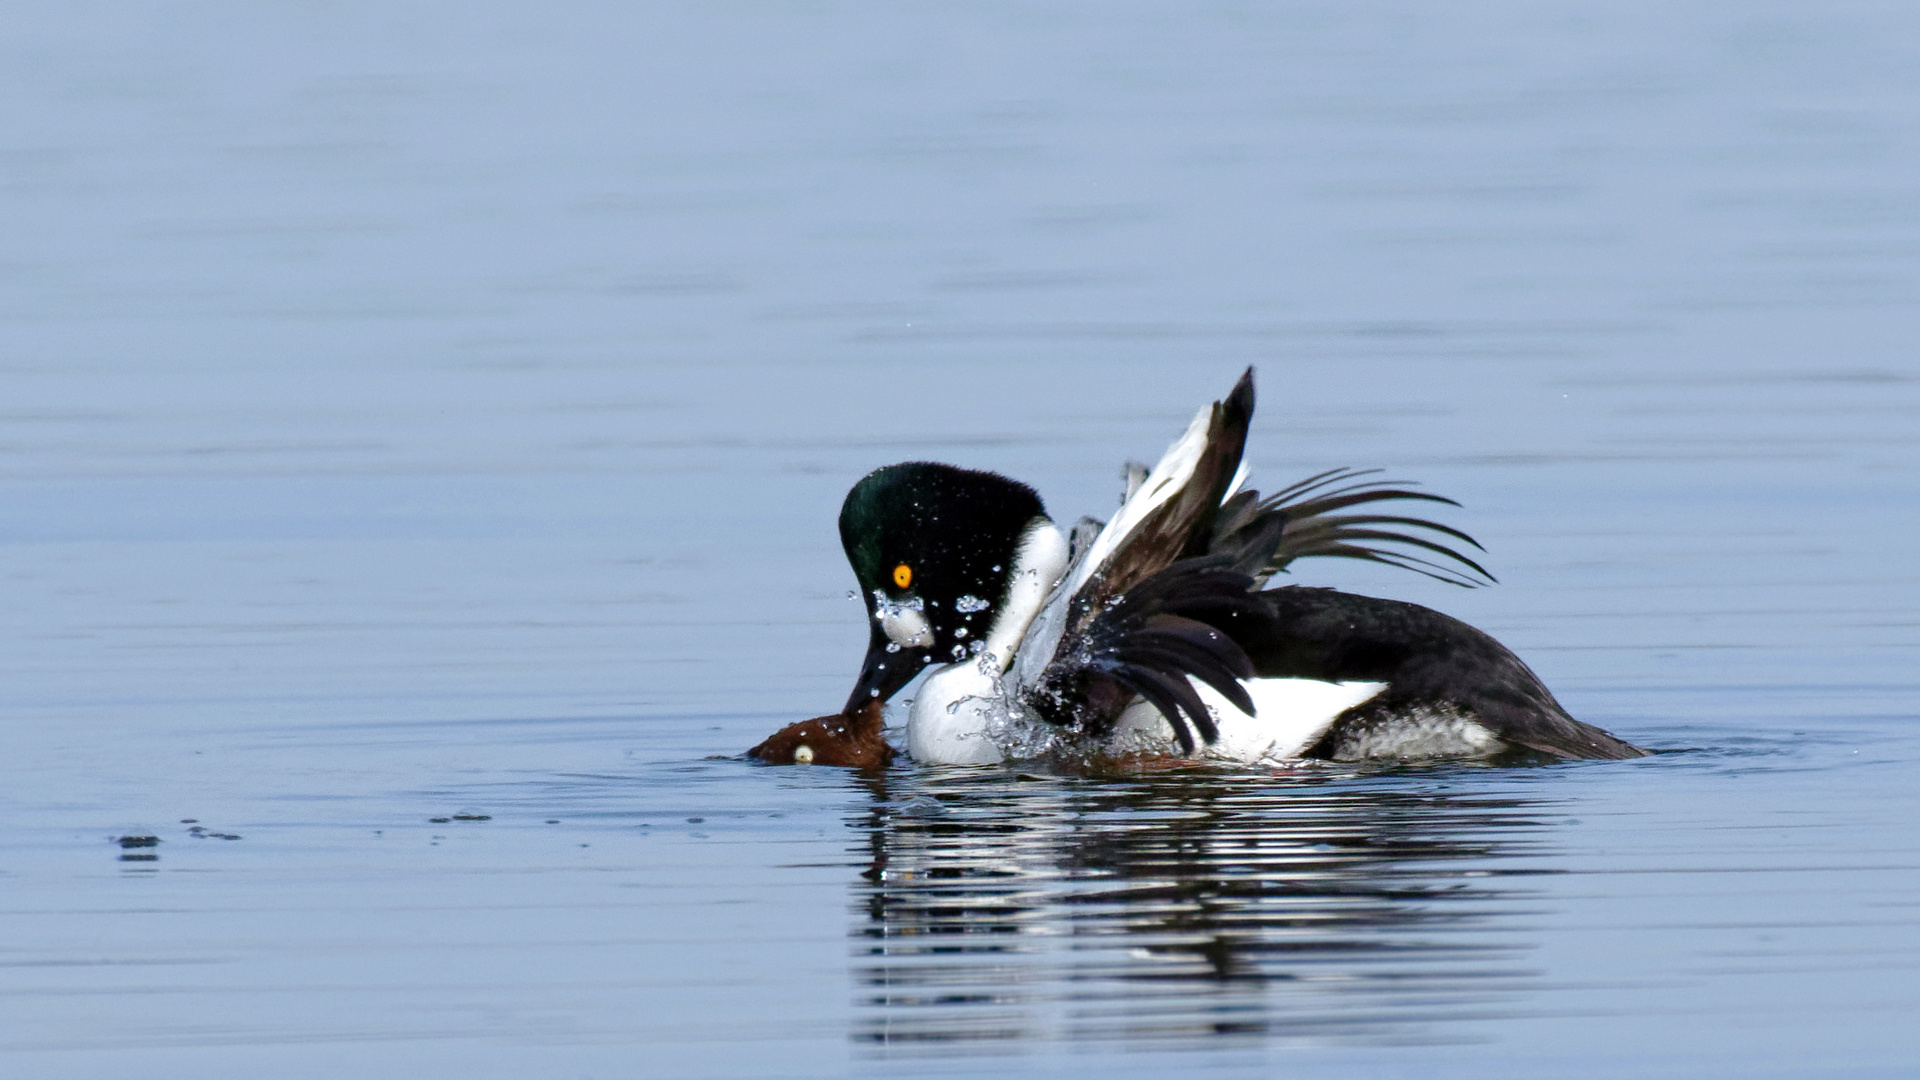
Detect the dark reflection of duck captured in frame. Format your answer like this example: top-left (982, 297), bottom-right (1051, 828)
top-left (844, 767), bottom-right (1560, 1051)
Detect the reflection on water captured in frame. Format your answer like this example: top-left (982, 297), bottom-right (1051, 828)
top-left (847, 767), bottom-right (1558, 1052)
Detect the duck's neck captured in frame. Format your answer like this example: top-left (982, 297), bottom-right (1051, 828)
top-left (979, 518), bottom-right (1070, 673)
top-left (905, 518), bottom-right (1067, 765)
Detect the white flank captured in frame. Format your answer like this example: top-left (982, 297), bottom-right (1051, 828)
top-left (1330, 710), bottom-right (1504, 760)
top-left (1108, 677), bottom-right (1388, 763)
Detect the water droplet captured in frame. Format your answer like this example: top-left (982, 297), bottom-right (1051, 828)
top-left (885, 642), bottom-right (901, 653)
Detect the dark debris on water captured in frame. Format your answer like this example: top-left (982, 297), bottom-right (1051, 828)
top-left (187, 826), bottom-right (241, 840)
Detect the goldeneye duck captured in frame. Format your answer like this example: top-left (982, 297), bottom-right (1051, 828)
top-left (754, 369), bottom-right (1645, 767)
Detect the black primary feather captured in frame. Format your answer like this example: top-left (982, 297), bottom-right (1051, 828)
top-left (1023, 556), bottom-right (1274, 752)
top-left (1210, 467), bottom-right (1496, 588)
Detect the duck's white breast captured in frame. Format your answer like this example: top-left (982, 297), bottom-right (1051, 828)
top-left (905, 662), bottom-right (1006, 765)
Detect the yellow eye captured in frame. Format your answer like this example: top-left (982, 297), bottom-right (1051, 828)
top-left (892, 564), bottom-right (912, 589)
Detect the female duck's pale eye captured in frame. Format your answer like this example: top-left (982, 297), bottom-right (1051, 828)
top-left (792, 744), bottom-right (814, 764)
top-left (892, 563), bottom-right (912, 589)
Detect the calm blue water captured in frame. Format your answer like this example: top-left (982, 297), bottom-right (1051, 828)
top-left (3, 4), bottom-right (1918, 1077)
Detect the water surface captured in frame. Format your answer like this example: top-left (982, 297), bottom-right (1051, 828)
top-left (2, 4), bottom-right (1918, 1077)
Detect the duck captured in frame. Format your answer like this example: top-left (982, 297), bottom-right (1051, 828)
top-left (750, 369), bottom-right (1646, 768)
top-left (747, 699), bottom-right (892, 769)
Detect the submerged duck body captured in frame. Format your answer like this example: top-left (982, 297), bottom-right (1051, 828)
top-left (757, 369), bottom-right (1644, 768)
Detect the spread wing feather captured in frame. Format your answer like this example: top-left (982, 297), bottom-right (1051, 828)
top-left (1211, 467), bottom-right (1496, 588)
top-left (1022, 558), bottom-right (1274, 752)
top-left (1009, 369), bottom-right (1260, 702)
top-left (1010, 372), bottom-right (1495, 752)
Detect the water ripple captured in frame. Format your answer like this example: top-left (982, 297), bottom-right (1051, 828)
top-left (844, 770), bottom-right (1557, 1053)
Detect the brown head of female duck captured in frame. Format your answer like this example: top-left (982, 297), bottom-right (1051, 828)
top-left (748, 698), bottom-right (893, 770)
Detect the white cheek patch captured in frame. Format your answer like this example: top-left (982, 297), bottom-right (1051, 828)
top-left (874, 591), bottom-right (932, 648)
top-left (884, 609), bottom-right (932, 648)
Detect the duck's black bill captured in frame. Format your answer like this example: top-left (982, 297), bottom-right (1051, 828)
top-left (843, 628), bottom-right (928, 714)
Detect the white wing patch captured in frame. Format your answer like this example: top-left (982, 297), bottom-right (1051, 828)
top-left (1108, 677), bottom-right (1388, 763)
top-left (1010, 401), bottom-right (1221, 692)
top-left (1222, 459), bottom-right (1250, 502)
top-left (1065, 402), bottom-right (1214, 598)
